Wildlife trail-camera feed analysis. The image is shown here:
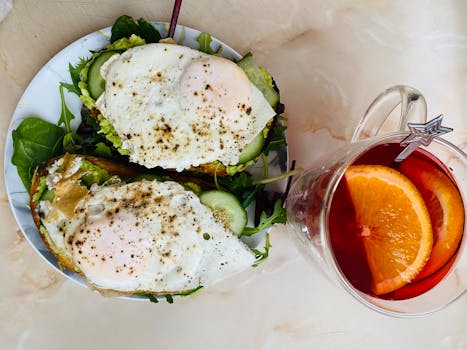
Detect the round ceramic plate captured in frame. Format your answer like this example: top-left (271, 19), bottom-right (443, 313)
top-left (4, 23), bottom-right (288, 294)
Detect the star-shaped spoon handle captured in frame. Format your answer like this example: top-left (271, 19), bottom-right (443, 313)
top-left (394, 114), bottom-right (453, 162)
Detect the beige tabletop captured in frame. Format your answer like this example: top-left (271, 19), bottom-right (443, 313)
top-left (1, 1), bottom-right (467, 349)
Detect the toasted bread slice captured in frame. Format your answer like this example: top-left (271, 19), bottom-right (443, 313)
top-left (29, 154), bottom-right (253, 297)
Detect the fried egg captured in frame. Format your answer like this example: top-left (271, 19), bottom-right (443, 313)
top-left (37, 156), bottom-right (255, 294)
top-left (96, 43), bottom-right (276, 171)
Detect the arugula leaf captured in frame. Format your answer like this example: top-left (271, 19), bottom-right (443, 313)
top-left (111, 15), bottom-right (161, 43)
top-left (61, 58), bottom-right (87, 96)
top-left (252, 233), bottom-right (271, 267)
top-left (165, 294), bottom-right (174, 304)
top-left (11, 117), bottom-right (65, 190)
top-left (58, 84), bottom-right (82, 153)
top-left (242, 199), bottom-right (286, 236)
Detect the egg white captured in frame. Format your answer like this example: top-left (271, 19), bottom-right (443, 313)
top-left (96, 43), bottom-right (276, 171)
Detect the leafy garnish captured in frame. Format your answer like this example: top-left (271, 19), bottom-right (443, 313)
top-left (76, 111), bottom-right (120, 159)
top-left (111, 15), bottom-right (161, 43)
top-left (61, 58), bottom-right (88, 96)
top-left (215, 172), bottom-right (260, 208)
top-left (252, 233), bottom-right (271, 267)
top-left (177, 286), bottom-right (204, 296)
top-left (133, 286), bottom-right (203, 304)
top-left (58, 84), bottom-right (82, 152)
top-left (196, 32), bottom-right (222, 55)
top-left (11, 117), bottom-right (65, 190)
top-left (242, 199), bottom-right (286, 236)
top-left (264, 122), bottom-right (287, 156)
top-left (134, 292), bottom-right (159, 303)
top-left (197, 32), bottom-right (215, 54)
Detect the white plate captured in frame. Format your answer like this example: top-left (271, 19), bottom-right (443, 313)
top-left (4, 23), bottom-right (288, 295)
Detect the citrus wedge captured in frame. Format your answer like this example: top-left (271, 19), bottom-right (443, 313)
top-left (344, 165), bottom-right (433, 295)
top-left (399, 156), bottom-right (464, 281)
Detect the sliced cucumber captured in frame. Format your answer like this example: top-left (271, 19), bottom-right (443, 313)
top-left (199, 190), bottom-right (247, 235)
top-left (88, 50), bottom-right (119, 100)
top-left (238, 130), bottom-right (266, 164)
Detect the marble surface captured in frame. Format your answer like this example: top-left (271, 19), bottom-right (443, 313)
top-left (1, 1), bottom-right (466, 349)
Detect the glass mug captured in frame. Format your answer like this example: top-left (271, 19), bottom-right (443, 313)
top-left (286, 85), bottom-right (467, 317)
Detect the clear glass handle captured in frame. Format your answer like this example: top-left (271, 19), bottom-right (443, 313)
top-left (352, 85), bottom-right (427, 142)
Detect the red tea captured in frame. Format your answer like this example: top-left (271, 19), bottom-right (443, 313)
top-left (329, 143), bottom-right (464, 300)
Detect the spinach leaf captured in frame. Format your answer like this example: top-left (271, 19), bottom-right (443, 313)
top-left (136, 17), bottom-right (161, 43)
top-left (11, 117), bottom-right (64, 190)
top-left (61, 57), bottom-right (87, 96)
top-left (111, 15), bottom-right (161, 43)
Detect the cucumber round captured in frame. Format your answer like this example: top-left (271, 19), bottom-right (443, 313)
top-left (238, 130), bottom-right (266, 164)
top-left (199, 190), bottom-right (247, 235)
top-left (88, 51), bottom-right (119, 100)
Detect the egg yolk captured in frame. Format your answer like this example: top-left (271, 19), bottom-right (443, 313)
top-left (179, 55), bottom-right (252, 123)
top-left (72, 211), bottom-right (154, 283)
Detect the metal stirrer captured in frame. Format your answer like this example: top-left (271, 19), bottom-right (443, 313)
top-left (394, 114), bottom-right (453, 162)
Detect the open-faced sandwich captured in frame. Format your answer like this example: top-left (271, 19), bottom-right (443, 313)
top-left (11, 15), bottom-right (288, 301)
top-left (73, 15), bottom-right (284, 175)
top-left (30, 154), bottom-right (259, 296)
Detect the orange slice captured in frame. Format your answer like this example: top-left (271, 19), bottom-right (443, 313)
top-left (399, 156), bottom-right (464, 280)
top-left (344, 165), bottom-right (433, 295)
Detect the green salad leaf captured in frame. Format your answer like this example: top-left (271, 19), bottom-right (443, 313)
top-left (197, 32), bottom-right (223, 55)
top-left (111, 15), bottom-right (161, 43)
top-left (264, 121), bottom-right (287, 156)
top-left (134, 292), bottom-right (159, 303)
top-left (133, 286), bottom-right (203, 304)
top-left (242, 199), bottom-right (286, 236)
top-left (197, 32), bottom-right (215, 54)
top-left (79, 159), bottom-right (111, 187)
top-left (215, 171), bottom-right (260, 208)
top-left (11, 118), bottom-right (65, 190)
top-left (58, 84), bottom-right (82, 153)
top-left (252, 233), bottom-right (271, 267)
top-left (61, 58), bottom-right (88, 96)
